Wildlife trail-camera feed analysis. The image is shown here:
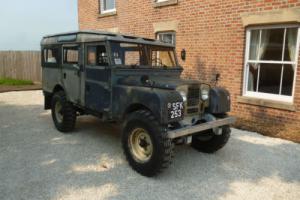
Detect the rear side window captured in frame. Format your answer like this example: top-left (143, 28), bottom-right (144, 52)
top-left (63, 46), bottom-right (79, 64)
top-left (87, 45), bottom-right (109, 66)
top-left (44, 48), bottom-right (60, 64)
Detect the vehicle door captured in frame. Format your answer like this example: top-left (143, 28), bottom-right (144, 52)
top-left (84, 42), bottom-right (111, 112)
top-left (61, 45), bottom-right (81, 103)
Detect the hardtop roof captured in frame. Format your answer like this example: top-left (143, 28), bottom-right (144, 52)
top-left (41, 30), bottom-right (175, 47)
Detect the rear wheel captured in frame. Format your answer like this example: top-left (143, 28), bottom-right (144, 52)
top-left (122, 110), bottom-right (174, 177)
top-left (191, 125), bottom-right (231, 153)
top-left (51, 91), bottom-right (76, 133)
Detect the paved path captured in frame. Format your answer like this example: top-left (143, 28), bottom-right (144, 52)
top-left (0, 91), bottom-right (299, 200)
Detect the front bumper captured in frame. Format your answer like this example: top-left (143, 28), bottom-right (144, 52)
top-left (167, 116), bottom-right (236, 139)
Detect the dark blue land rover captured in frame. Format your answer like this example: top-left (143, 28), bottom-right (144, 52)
top-left (41, 31), bottom-right (235, 176)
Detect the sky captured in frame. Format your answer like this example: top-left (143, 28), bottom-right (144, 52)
top-left (0, 0), bottom-right (78, 50)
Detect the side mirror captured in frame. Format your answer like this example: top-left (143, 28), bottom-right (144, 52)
top-left (181, 49), bottom-right (186, 61)
top-left (141, 75), bottom-right (150, 85)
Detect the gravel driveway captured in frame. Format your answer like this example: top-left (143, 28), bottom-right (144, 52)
top-left (0, 91), bottom-right (299, 200)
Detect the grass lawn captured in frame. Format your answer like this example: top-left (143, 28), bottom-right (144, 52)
top-left (0, 78), bottom-right (33, 86)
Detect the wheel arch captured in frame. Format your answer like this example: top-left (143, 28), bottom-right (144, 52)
top-left (44, 84), bottom-right (65, 110)
top-left (123, 103), bottom-right (155, 120)
top-left (53, 84), bottom-right (65, 94)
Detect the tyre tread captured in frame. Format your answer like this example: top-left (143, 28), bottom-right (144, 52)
top-left (51, 91), bottom-right (76, 133)
top-left (191, 126), bottom-right (231, 153)
top-left (122, 110), bottom-right (174, 176)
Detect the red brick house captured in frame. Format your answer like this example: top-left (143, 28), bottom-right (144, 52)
top-left (78, 0), bottom-right (300, 141)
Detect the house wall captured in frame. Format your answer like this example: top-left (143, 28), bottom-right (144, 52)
top-left (78, 0), bottom-right (300, 141)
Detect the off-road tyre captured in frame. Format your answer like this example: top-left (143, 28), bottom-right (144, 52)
top-left (191, 125), bottom-right (231, 153)
top-left (51, 91), bottom-right (76, 133)
top-left (122, 110), bottom-right (174, 177)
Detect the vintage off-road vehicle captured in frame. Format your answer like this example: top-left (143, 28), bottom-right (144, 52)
top-left (41, 31), bottom-right (235, 176)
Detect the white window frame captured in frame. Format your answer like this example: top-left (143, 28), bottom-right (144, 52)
top-left (243, 24), bottom-right (300, 103)
top-left (156, 0), bottom-right (169, 2)
top-left (100, 0), bottom-right (116, 14)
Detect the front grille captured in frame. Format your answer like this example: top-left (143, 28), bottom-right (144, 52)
top-left (187, 108), bottom-right (199, 114)
top-left (187, 98), bottom-right (199, 107)
top-left (188, 87), bottom-right (200, 98)
top-left (186, 85), bottom-right (200, 115)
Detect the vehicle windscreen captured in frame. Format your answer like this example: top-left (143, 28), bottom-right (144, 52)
top-left (110, 42), bottom-right (178, 69)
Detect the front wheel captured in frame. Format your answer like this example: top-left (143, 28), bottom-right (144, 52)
top-left (122, 110), bottom-right (174, 177)
top-left (191, 125), bottom-right (231, 153)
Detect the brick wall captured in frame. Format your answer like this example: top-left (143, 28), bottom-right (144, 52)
top-left (78, 0), bottom-right (300, 141)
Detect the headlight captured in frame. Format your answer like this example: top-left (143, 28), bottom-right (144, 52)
top-left (200, 84), bottom-right (210, 101)
top-left (201, 89), bottom-right (209, 101)
top-left (177, 85), bottom-right (188, 102)
top-left (179, 91), bottom-right (187, 102)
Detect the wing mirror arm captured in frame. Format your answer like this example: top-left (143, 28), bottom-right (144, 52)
top-left (73, 64), bottom-right (82, 76)
top-left (141, 75), bottom-right (155, 86)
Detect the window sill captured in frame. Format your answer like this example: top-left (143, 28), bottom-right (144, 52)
top-left (98, 10), bottom-right (117, 18)
top-left (240, 7), bottom-right (300, 26)
top-left (153, 0), bottom-right (178, 8)
top-left (237, 96), bottom-right (296, 111)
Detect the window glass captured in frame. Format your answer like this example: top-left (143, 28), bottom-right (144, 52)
top-left (284, 28), bottom-right (298, 61)
top-left (151, 48), bottom-right (176, 68)
top-left (249, 30), bottom-right (260, 60)
top-left (87, 46), bottom-right (97, 65)
top-left (87, 45), bottom-right (109, 66)
top-left (245, 26), bottom-right (299, 100)
top-left (257, 64), bottom-right (281, 94)
top-left (247, 63), bottom-right (258, 92)
top-left (100, 0), bottom-right (115, 12)
top-left (281, 65), bottom-right (294, 96)
top-left (105, 0), bottom-right (115, 10)
top-left (125, 51), bottom-right (140, 66)
top-left (157, 32), bottom-right (176, 45)
top-left (63, 46), bottom-right (79, 64)
top-left (44, 48), bottom-right (59, 63)
top-left (111, 43), bottom-right (146, 66)
top-left (260, 29), bottom-right (284, 61)
top-left (110, 42), bottom-right (177, 69)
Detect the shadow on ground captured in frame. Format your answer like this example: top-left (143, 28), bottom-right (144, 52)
top-left (0, 92), bottom-right (299, 200)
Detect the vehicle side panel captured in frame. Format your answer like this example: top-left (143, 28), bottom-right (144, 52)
top-left (112, 85), bottom-right (163, 121)
top-left (42, 67), bottom-right (62, 93)
top-left (85, 67), bottom-right (111, 112)
top-left (112, 85), bottom-right (183, 124)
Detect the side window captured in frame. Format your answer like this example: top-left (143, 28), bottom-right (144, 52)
top-left (156, 32), bottom-right (176, 67)
top-left (63, 46), bottom-right (79, 65)
top-left (111, 43), bottom-right (145, 66)
top-left (99, 0), bottom-right (116, 14)
top-left (87, 45), bottom-right (109, 66)
top-left (157, 31), bottom-right (176, 45)
top-left (44, 48), bottom-right (60, 64)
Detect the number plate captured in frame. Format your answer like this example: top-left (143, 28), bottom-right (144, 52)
top-left (168, 102), bottom-right (184, 120)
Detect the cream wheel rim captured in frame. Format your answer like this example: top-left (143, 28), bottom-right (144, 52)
top-left (55, 101), bottom-right (63, 123)
top-left (128, 128), bottom-right (153, 163)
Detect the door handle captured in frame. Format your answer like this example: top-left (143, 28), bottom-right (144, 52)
top-left (63, 73), bottom-right (66, 79)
